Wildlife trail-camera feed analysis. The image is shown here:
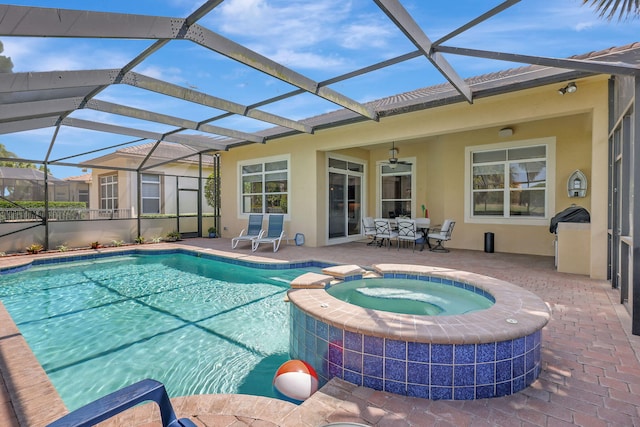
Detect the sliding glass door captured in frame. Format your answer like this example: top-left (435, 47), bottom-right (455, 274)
top-left (328, 158), bottom-right (364, 240)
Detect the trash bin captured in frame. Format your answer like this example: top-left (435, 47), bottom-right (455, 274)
top-left (484, 232), bottom-right (494, 253)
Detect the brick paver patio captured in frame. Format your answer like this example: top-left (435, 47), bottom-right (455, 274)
top-left (1, 238), bottom-right (640, 426)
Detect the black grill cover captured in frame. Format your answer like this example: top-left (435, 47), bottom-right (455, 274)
top-left (549, 206), bottom-right (590, 233)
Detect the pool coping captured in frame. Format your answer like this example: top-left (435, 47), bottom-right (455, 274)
top-left (287, 263), bottom-right (551, 345)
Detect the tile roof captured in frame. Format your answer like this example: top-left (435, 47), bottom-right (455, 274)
top-left (0, 166), bottom-right (63, 181)
top-left (115, 141), bottom-right (215, 164)
top-left (63, 173), bottom-right (92, 182)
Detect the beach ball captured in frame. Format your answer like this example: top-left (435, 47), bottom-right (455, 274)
top-left (273, 359), bottom-right (319, 403)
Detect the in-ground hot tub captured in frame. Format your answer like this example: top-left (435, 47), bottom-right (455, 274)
top-left (287, 264), bottom-right (550, 400)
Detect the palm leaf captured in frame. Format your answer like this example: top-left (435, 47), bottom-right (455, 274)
top-left (583, 0), bottom-right (640, 20)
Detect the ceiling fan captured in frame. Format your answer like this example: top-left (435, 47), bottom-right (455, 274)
top-left (384, 142), bottom-right (411, 168)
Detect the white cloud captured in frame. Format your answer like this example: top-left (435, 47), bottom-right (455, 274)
top-left (2, 38), bottom-right (133, 72)
top-left (206, 0), bottom-right (396, 71)
top-left (268, 49), bottom-right (345, 70)
top-left (135, 65), bottom-right (184, 84)
top-left (574, 21), bottom-right (595, 31)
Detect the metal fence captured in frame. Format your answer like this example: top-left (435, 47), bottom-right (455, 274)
top-left (0, 208), bottom-right (135, 222)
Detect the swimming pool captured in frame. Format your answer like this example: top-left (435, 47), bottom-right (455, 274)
top-left (0, 251), bottom-right (320, 411)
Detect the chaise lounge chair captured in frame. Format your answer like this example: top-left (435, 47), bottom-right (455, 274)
top-left (231, 214), bottom-right (264, 249)
top-left (251, 214), bottom-right (285, 252)
top-left (47, 379), bottom-right (196, 427)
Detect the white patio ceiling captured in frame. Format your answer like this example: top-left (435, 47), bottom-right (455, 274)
top-left (0, 0), bottom-right (638, 174)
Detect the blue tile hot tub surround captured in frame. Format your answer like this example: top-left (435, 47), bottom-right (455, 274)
top-left (291, 305), bottom-right (542, 400)
top-left (288, 263), bottom-right (550, 401)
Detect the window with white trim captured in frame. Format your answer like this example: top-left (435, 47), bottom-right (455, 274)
top-left (380, 163), bottom-right (412, 218)
top-left (141, 173), bottom-right (161, 214)
top-left (470, 144), bottom-right (548, 219)
top-left (99, 174), bottom-right (118, 210)
top-left (240, 158), bottom-right (288, 214)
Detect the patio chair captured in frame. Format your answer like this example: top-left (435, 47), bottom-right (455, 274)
top-left (427, 219), bottom-right (456, 253)
top-left (374, 218), bottom-right (398, 249)
top-left (231, 214), bottom-right (264, 249)
top-left (251, 214), bottom-right (285, 252)
top-left (362, 216), bottom-right (377, 245)
top-left (46, 379), bottom-right (196, 427)
top-left (396, 218), bottom-right (424, 252)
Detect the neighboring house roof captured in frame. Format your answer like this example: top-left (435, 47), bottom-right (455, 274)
top-left (0, 166), bottom-right (63, 182)
top-left (250, 42), bottom-right (640, 143)
top-left (63, 173), bottom-right (92, 183)
top-left (84, 141), bottom-right (215, 167)
top-left (117, 141), bottom-right (214, 161)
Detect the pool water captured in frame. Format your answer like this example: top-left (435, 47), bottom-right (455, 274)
top-left (326, 278), bottom-right (494, 315)
top-left (0, 253), bottom-right (316, 410)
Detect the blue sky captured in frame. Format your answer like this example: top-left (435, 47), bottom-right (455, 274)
top-left (1, 0), bottom-right (639, 177)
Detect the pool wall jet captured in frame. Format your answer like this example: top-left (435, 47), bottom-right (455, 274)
top-left (288, 264), bottom-right (551, 400)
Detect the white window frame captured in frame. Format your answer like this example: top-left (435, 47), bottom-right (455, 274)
top-left (141, 173), bottom-right (162, 214)
top-left (238, 154), bottom-right (290, 218)
top-left (376, 157), bottom-right (417, 218)
top-left (99, 173), bottom-right (118, 211)
top-left (464, 137), bottom-right (556, 226)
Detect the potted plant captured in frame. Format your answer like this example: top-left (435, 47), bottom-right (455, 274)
top-left (26, 243), bottom-right (44, 254)
top-left (134, 236), bottom-right (145, 244)
top-left (208, 226), bottom-right (217, 238)
top-left (90, 241), bottom-right (100, 249)
top-left (165, 231), bottom-right (181, 242)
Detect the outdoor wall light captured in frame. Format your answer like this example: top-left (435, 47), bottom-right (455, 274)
top-left (558, 82), bottom-right (577, 95)
top-left (567, 169), bottom-right (587, 198)
top-left (498, 127), bottom-right (513, 137)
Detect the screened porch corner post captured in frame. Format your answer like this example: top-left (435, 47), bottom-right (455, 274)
top-left (198, 154), bottom-right (202, 237)
top-left (136, 170), bottom-right (142, 241)
top-left (44, 162), bottom-right (50, 251)
top-left (214, 153), bottom-right (221, 237)
top-left (630, 76), bottom-right (640, 335)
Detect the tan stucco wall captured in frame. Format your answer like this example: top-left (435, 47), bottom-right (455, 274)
top-left (87, 160), bottom-right (212, 216)
top-left (220, 76), bottom-right (608, 278)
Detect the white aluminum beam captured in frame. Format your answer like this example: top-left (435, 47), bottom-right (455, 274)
top-left (435, 46), bottom-right (640, 76)
top-left (374, 0), bottom-right (473, 103)
top-left (0, 117), bottom-right (58, 134)
top-left (0, 5), bottom-right (377, 122)
top-left (0, 97), bottom-right (81, 121)
top-left (122, 72), bottom-right (313, 134)
top-left (184, 25), bottom-right (378, 121)
top-left (86, 99), bottom-right (264, 143)
top-left (61, 118), bottom-right (228, 150)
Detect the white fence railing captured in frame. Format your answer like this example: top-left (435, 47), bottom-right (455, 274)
top-left (0, 208), bottom-right (135, 222)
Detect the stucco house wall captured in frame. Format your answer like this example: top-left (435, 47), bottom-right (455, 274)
top-left (85, 145), bottom-right (215, 217)
top-left (220, 75), bottom-right (608, 278)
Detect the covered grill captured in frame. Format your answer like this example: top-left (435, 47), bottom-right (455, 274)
top-left (549, 205), bottom-right (590, 234)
